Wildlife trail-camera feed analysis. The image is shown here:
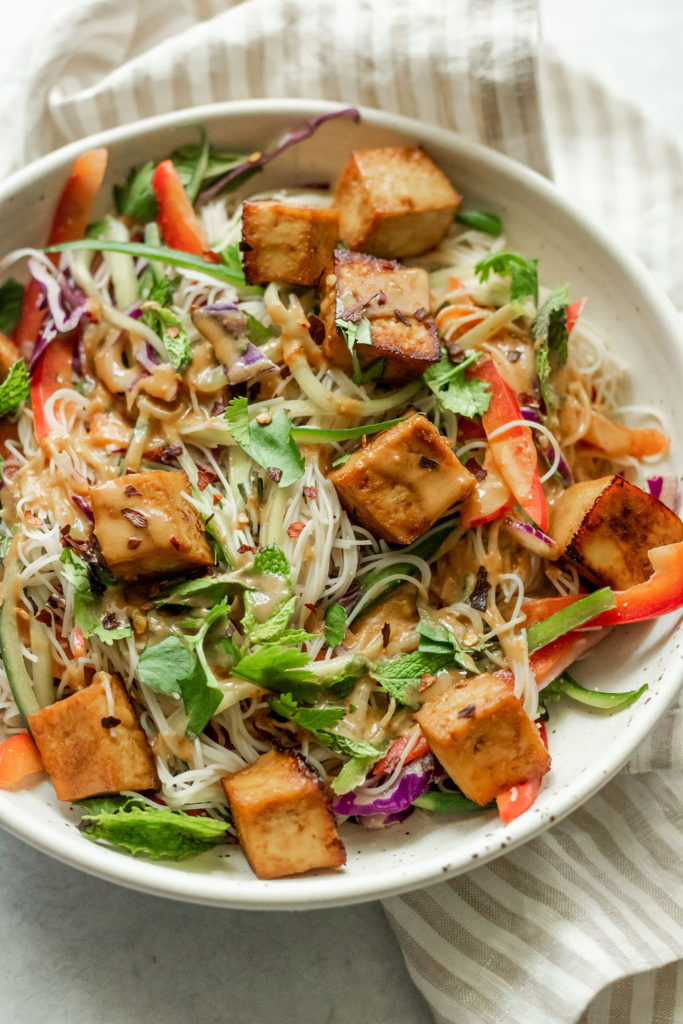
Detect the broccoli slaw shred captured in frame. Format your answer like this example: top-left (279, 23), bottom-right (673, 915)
top-left (0, 115), bottom-right (679, 878)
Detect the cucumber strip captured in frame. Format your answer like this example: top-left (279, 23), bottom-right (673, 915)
top-left (526, 587), bottom-right (615, 654)
top-left (413, 791), bottom-right (490, 813)
top-left (545, 672), bottom-right (648, 710)
top-left (0, 555), bottom-right (53, 724)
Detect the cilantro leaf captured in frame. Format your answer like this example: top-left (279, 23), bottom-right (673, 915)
top-left (141, 304), bottom-right (191, 372)
top-left (59, 549), bottom-right (132, 645)
top-left (137, 635), bottom-right (194, 697)
top-left (231, 644), bottom-right (318, 703)
top-left (531, 285), bottom-right (570, 410)
top-left (171, 128), bottom-right (209, 203)
top-left (371, 650), bottom-right (455, 707)
top-left (225, 397), bottom-right (305, 487)
top-left (79, 804), bottom-right (229, 860)
top-left (324, 604), bottom-right (347, 648)
top-left (422, 349), bottom-right (490, 419)
top-left (113, 162), bottom-right (158, 222)
top-left (335, 316), bottom-right (372, 383)
top-left (0, 360), bottom-right (30, 417)
top-left (475, 250), bottom-right (539, 305)
top-left (455, 210), bottom-right (503, 236)
top-left (0, 279), bottom-right (24, 334)
top-left (140, 273), bottom-right (180, 307)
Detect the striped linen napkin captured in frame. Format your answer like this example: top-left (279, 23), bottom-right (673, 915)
top-left (3, 2), bottom-right (681, 1021)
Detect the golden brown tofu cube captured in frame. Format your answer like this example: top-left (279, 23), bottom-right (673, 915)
top-left (319, 250), bottom-right (440, 383)
top-left (329, 414), bottom-right (474, 544)
top-left (222, 749), bottom-right (346, 879)
top-left (28, 673), bottom-right (159, 802)
top-left (416, 673), bottom-right (550, 806)
top-left (90, 469), bottom-right (213, 581)
top-left (334, 147), bottom-right (461, 258)
top-left (241, 200), bottom-right (339, 286)
top-left (549, 474), bottom-right (683, 589)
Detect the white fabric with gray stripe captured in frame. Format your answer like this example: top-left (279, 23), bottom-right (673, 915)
top-left (3, 2), bottom-right (681, 1022)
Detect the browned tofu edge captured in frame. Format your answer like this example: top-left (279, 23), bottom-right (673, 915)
top-left (241, 200), bottom-right (340, 286)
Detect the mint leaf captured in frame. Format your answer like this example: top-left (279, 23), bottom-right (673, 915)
top-left (0, 279), bottom-right (24, 334)
top-left (225, 397), bottom-right (305, 487)
top-left (455, 210), bottom-right (503, 236)
top-left (231, 644), bottom-right (318, 703)
top-left (0, 359), bottom-right (30, 417)
top-left (269, 692), bottom-right (347, 732)
top-left (253, 544), bottom-right (290, 579)
top-left (531, 284), bottom-right (570, 410)
top-left (331, 754), bottom-right (379, 796)
top-left (154, 574), bottom-right (237, 607)
top-left (113, 162), bottom-right (158, 222)
top-left (140, 273), bottom-right (180, 307)
top-left (423, 349), bottom-right (490, 419)
top-left (59, 549), bottom-right (132, 645)
top-left (141, 304), bottom-right (191, 372)
top-left (371, 650), bottom-right (455, 708)
top-left (138, 636), bottom-right (194, 697)
top-left (475, 250), bottom-right (539, 305)
top-left (325, 604), bottom-right (347, 648)
top-left (335, 316), bottom-right (372, 383)
top-left (80, 804), bottom-right (229, 859)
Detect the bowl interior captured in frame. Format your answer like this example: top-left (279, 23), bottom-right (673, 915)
top-left (1, 100), bottom-right (681, 909)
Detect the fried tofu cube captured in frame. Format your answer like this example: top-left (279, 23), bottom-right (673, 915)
top-left (90, 469), bottom-right (213, 581)
top-left (549, 474), bottom-right (683, 589)
top-left (28, 672), bottom-right (159, 802)
top-left (241, 200), bottom-right (339, 286)
top-left (319, 250), bottom-right (440, 383)
top-left (222, 749), bottom-right (346, 879)
top-left (416, 673), bottom-right (550, 806)
top-left (329, 413), bottom-right (475, 544)
top-left (333, 147), bottom-right (461, 258)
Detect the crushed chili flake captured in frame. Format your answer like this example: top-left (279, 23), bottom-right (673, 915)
top-left (213, 493), bottom-right (222, 505)
top-left (196, 466), bottom-right (218, 491)
top-left (304, 602), bottom-right (317, 612)
top-left (238, 544), bottom-right (257, 554)
top-left (377, 290), bottom-right (387, 306)
top-left (166, 326), bottom-right (179, 339)
top-left (339, 291), bottom-right (382, 323)
top-left (469, 566), bottom-right (490, 612)
top-left (160, 443), bottom-right (182, 465)
top-left (381, 622), bottom-right (391, 648)
top-left (458, 703), bottom-right (476, 719)
top-left (307, 314), bottom-right (325, 345)
top-left (266, 466), bottom-right (283, 483)
top-left (101, 613), bottom-right (121, 631)
top-left (287, 521), bottom-right (306, 539)
top-left (35, 609), bottom-right (52, 626)
top-left (302, 485), bottom-right (318, 500)
top-left (506, 349), bottom-right (522, 362)
top-left (124, 484), bottom-right (142, 498)
top-left (419, 455), bottom-right (439, 469)
top-left (419, 673), bottom-right (438, 692)
top-left (256, 411), bottom-right (272, 425)
top-left (126, 537), bottom-right (142, 549)
top-left (414, 306), bottom-right (428, 321)
top-left (60, 528), bottom-right (96, 562)
top-left (101, 716), bottom-right (121, 729)
top-left (393, 308), bottom-right (410, 326)
top-left (445, 340), bottom-right (465, 364)
top-left (465, 458), bottom-right (487, 482)
top-left (239, 240), bottom-right (253, 252)
top-left (122, 508), bottom-right (148, 529)
top-left (169, 536), bottom-right (182, 551)
top-left (47, 593), bottom-right (66, 610)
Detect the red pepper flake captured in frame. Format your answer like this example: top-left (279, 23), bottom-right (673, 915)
top-left (302, 485), bottom-right (318, 500)
top-left (197, 466), bottom-right (218, 491)
top-left (36, 609), bottom-right (52, 626)
top-left (160, 443), bottom-right (182, 465)
top-left (377, 290), bottom-right (387, 306)
top-left (213, 493), bottom-right (222, 506)
top-left (101, 716), bottom-right (121, 729)
top-left (124, 484), bottom-right (142, 498)
top-left (304, 602), bottom-right (317, 612)
top-left (445, 340), bottom-right (465, 364)
top-left (393, 308), bottom-right (410, 326)
top-left (414, 306), bottom-right (427, 321)
top-left (506, 350), bottom-right (522, 362)
top-left (458, 703), bottom-right (476, 719)
top-left (287, 521), bottom-right (306, 539)
top-left (381, 622), bottom-right (391, 648)
top-left (238, 544), bottom-right (257, 554)
top-left (127, 537), bottom-right (142, 550)
top-left (101, 613), bottom-right (121, 631)
top-left (307, 314), bottom-right (325, 345)
top-left (166, 326), bottom-right (179, 339)
top-left (419, 673), bottom-right (437, 692)
top-left (256, 412), bottom-right (272, 425)
top-left (169, 536), bottom-right (182, 551)
top-left (465, 458), bottom-right (487, 482)
top-left (122, 508), bottom-right (148, 529)
top-left (266, 466), bottom-right (283, 483)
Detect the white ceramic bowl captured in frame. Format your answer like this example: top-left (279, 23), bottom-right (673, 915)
top-left (0, 100), bottom-right (681, 910)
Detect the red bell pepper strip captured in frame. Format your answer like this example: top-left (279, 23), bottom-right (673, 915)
top-left (496, 721), bottom-right (548, 824)
top-left (13, 148), bottom-right (108, 356)
top-left (30, 337), bottom-right (75, 443)
top-left (152, 160), bottom-right (219, 261)
top-left (0, 732), bottom-right (45, 791)
top-left (520, 542), bottom-right (683, 628)
top-left (467, 355), bottom-right (549, 531)
top-left (565, 297), bottom-right (586, 335)
top-left (373, 731), bottom-right (431, 777)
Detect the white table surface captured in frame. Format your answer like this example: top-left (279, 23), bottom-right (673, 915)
top-left (0, 4), bottom-right (680, 1023)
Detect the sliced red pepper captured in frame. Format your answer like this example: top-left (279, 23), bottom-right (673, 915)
top-left (0, 732), bottom-right (45, 791)
top-left (152, 160), bottom-right (219, 261)
top-left (30, 337), bottom-right (74, 443)
top-left (373, 731), bottom-right (430, 776)
top-left (467, 355), bottom-right (548, 531)
top-left (496, 721), bottom-right (548, 824)
top-left (520, 542), bottom-right (683, 628)
top-left (460, 447), bottom-right (515, 528)
top-left (13, 148), bottom-right (108, 356)
top-left (566, 297), bottom-right (586, 334)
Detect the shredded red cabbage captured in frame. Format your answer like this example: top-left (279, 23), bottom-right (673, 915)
top-left (647, 474), bottom-right (679, 512)
top-left (199, 108), bottom-right (360, 203)
top-left (502, 516), bottom-right (562, 559)
top-left (28, 257), bottom-right (87, 335)
top-left (71, 495), bottom-right (94, 522)
top-left (333, 754), bottom-right (434, 817)
top-left (192, 304), bottom-right (276, 384)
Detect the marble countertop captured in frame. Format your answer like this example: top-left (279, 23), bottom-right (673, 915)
top-left (0, 3), bottom-right (680, 1022)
